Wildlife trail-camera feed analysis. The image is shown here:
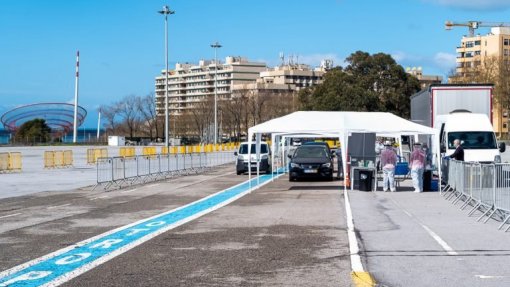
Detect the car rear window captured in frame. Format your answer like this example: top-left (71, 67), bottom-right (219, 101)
top-left (294, 146), bottom-right (329, 158)
top-left (239, 144), bottom-right (268, 154)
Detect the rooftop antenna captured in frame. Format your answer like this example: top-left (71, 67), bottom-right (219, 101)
top-left (279, 52), bottom-right (285, 67)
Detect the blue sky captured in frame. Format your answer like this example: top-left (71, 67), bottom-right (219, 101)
top-left (1, 0), bottom-right (510, 128)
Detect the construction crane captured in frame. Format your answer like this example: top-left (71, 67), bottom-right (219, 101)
top-left (445, 21), bottom-right (510, 37)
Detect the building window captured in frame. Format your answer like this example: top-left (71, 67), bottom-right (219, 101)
top-left (465, 41), bottom-right (474, 48)
top-left (475, 50), bottom-right (481, 56)
top-left (504, 123), bottom-right (508, 129)
top-left (474, 40), bottom-right (481, 46)
top-left (505, 39), bottom-right (510, 46)
top-left (505, 49), bottom-right (509, 56)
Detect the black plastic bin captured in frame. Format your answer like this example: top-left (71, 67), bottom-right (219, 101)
top-left (359, 170), bottom-right (373, 191)
top-left (423, 170), bottom-right (432, 191)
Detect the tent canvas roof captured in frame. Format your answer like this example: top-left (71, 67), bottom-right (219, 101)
top-left (249, 111), bottom-right (437, 136)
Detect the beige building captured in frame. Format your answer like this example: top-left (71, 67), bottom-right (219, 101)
top-left (232, 62), bottom-right (327, 94)
top-left (405, 67), bottom-right (443, 89)
top-left (453, 27), bottom-right (510, 135)
top-left (155, 57), bottom-right (266, 115)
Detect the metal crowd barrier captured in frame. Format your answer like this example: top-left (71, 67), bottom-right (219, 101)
top-left (0, 152), bottom-right (21, 173)
top-left (94, 151), bottom-right (235, 191)
top-left (442, 159), bottom-right (510, 232)
top-left (44, 150), bottom-right (73, 169)
top-left (87, 148), bottom-right (108, 164)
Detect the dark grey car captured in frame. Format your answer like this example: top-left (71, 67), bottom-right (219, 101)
top-left (288, 145), bottom-right (334, 181)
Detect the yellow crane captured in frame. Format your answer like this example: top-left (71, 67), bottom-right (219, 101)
top-left (445, 21), bottom-right (510, 37)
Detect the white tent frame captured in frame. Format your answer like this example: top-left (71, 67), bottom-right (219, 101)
top-left (246, 111), bottom-right (440, 192)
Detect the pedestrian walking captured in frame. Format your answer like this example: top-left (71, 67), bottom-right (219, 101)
top-left (410, 142), bottom-right (426, 192)
top-left (381, 141), bottom-right (398, 192)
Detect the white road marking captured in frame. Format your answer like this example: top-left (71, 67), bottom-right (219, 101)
top-left (90, 196), bottom-right (108, 201)
top-left (390, 198), bottom-right (458, 256)
top-left (146, 184), bottom-right (159, 188)
top-left (121, 188), bottom-right (138, 193)
top-left (475, 275), bottom-right (507, 279)
top-left (47, 204), bottom-right (71, 210)
top-left (343, 189), bottom-right (365, 272)
top-left (0, 213), bottom-right (22, 219)
top-left (0, 173), bottom-right (280, 287)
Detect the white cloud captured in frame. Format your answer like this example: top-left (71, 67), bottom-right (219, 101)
top-left (433, 52), bottom-right (457, 71)
top-left (391, 51), bottom-right (423, 63)
top-left (422, 0), bottom-right (510, 10)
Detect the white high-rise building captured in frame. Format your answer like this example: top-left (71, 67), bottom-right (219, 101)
top-left (155, 56), bottom-right (266, 116)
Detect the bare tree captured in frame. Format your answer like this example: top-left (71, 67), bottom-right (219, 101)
top-left (117, 95), bottom-right (141, 138)
top-left (100, 104), bottom-right (120, 135)
top-left (136, 93), bottom-right (160, 140)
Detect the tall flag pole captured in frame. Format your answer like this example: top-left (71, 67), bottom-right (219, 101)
top-left (73, 50), bottom-right (80, 143)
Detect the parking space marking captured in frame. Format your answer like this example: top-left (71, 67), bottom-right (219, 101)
top-left (90, 196), bottom-right (108, 201)
top-left (0, 172), bottom-right (282, 287)
top-left (0, 213), bottom-right (22, 220)
top-left (47, 204), bottom-right (71, 210)
top-left (390, 197), bottom-right (458, 256)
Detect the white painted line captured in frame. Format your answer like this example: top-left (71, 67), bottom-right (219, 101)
top-left (343, 190), bottom-right (365, 272)
top-left (0, 173), bottom-right (281, 286)
top-left (0, 213), bottom-right (22, 219)
top-left (475, 275), bottom-right (507, 279)
top-left (90, 196), bottom-right (108, 201)
top-left (146, 184), bottom-right (159, 188)
top-left (391, 198), bottom-right (458, 256)
top-left (121, 188), bottom-right (138, 193)
top-left (47, 204), bottom-right (71, 210)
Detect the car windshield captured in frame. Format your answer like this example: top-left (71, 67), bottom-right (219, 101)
top-left (239, 144), bottom-right (268, 154)
top-left (447, 131), bottom-right (497, 149)
top-left (294, 146), bottom-right (329, 159)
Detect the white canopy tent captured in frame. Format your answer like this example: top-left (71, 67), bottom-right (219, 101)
top-left (246, 111), bottom-right (440, 190)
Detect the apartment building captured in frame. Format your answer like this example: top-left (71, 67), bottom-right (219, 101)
top-left (232, 62), bottom-right (327, 94)
top-left (453, 27), bottom-right (510, 135)
top-left (405, 67), bottom-right (442, 89)
top-left (155, 57), bottom-right (266, 115)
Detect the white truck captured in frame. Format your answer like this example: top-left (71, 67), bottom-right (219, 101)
top-left (411, 84), bottom-right (505, 163)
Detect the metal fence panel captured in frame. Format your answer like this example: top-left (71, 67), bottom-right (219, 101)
top-left (96, 157), bottom-right (113, 184)
top-left (112, 157), bottom-right (126, 182)
top-left (149, 155), bottom-right (160, 174)
top-left (8, 152), bottom-right (22, 172)
top-left (124, 156), bottom-right (138, 179)
top-left (0, 153), bottom-right (9, 172)
top-left (137, 155), bottom-right (150, 177)
top-left (44, 151), bottom-right (55, 169)
top-left (495, 164), bottom-right (510, 213)
top-left (64, 150), bottom-right (73, 166)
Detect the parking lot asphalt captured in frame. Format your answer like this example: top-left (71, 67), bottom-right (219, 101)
top-left (349, 188), bottom-right (510, 287)
top-left (0, 167), bottom-right (352, 287)
top-left (2, 148), bottom-right (510, 286)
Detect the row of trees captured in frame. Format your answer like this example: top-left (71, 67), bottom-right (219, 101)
top-left (101, 90), bottom-right (297, 143)
top-left (298, 51), bottom-right (421, 118)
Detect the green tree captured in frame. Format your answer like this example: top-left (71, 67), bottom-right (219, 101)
top-left (298, 51), bottom-right (421, 118)
top-left (14, 119), bottom-right (51, 143)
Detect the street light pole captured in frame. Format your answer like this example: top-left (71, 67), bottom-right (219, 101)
top-left (210, 41), bottom-right (222, 144)
top-left (158, 5), bottom-right (174, 148)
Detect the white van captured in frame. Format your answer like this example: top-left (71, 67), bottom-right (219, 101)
top-left (234, 142), bottom-right (271, 175)
top-left (437, 113), bottom-right (505, 163)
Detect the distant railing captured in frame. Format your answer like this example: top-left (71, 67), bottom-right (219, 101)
top-left (442, 159), bottom-right (510, 232)
top-left (94, 151), bottom-right (235, 190)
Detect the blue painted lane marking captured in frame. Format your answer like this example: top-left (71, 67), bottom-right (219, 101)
top-left (0, 173), bottom-right (281, 287)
